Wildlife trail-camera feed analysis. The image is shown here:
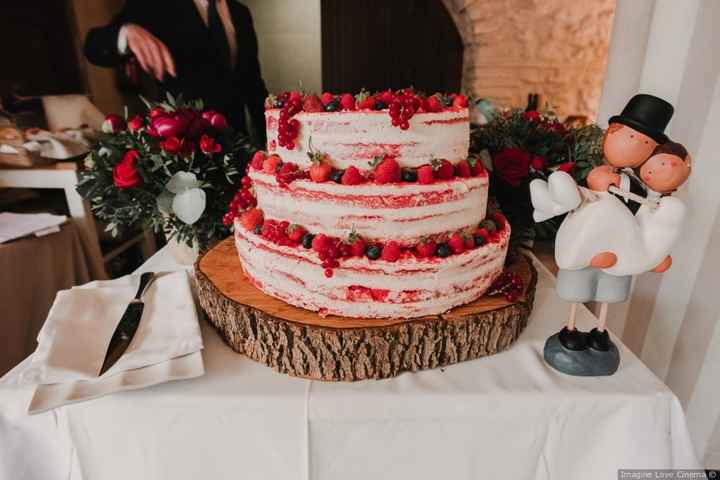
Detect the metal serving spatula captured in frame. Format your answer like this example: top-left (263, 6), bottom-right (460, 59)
top-left (99, 272), bottom-right (155, 376)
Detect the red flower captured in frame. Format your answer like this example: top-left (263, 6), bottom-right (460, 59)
top-left (201, 110), bottom-right (229, 130)
top-left (557, 162), bottom-right (576, 174)
top-left (127, 115), bottom-right (143, 133)
top-left (160, 136), bottom-right (184, 155)
top-left (101, 114), bottom-right (124, 134)
top-left (149, 107), bottom-right (166, 118)
top-left (523, 111), bottom-right (541, 122)
top-left (151, 114), bottom-right (188, 138)
top-left (492, 148), bottom-right (531, 187)
top-left (530, 155), bottom-right (547, 171)
top-left (113, 150), bottom-right (142, 189)
top-left (199, 134), bottom-right (222, 154)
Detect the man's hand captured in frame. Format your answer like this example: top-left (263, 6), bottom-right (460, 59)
top-left (587, 165), bottom-right (621, 192)
top-left (124, 24), bottom-right (176, 80)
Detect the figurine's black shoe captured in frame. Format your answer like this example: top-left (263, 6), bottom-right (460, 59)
top-left (588, 328), bottom-right (611, 351)
top-left (558, 327), bottom-right (587, 351)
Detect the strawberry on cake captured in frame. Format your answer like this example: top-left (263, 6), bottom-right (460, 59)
top-left (225, 89), bottom-right (510, 319)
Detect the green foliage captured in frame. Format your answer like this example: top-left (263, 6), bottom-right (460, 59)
top-left (77, 94), bottom-right (255, 250)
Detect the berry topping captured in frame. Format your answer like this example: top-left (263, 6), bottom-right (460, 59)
top-left (463, 233), bottom-right (475, 250)
top-left (250, 151), bottom-right (266, 170)
top-left (347, 231), bottom-right (366, 257)
top-left (378, 89), bottom-right (395, 105)
top-left (320, 92), bottom-right (334, 105)
top-left (448, 233), bottom-right (466, 254)
top-left (239, 208), bottom-right (264, 231)
top-left (474, 234), bottom-right (486, 247)
top-left (456, 159), bottom-right (471, 178)
top-left (401, 168), bottom-right (418, 182)
top-left (324, 99), bottom-right (340, 112)
top-left (381, 241), bottom-right (402, 262)
top-left (254, 225), bottom-right (263, 235)
top-left (435, 243), bottom-right (452, 258)
top-left (241, 175), bottom-right (253, 188)
top-left (309, 160), bottom-right (332, 183)
top-left (341, 165), bottom-right (364, 185)
top-left (415, 238), bottom-right (437, 258)
top-left (474, 227), bottom-right (490, 240)
top-left (287, 224), bottom-right (307, 243)
top-left (467, 155), bottom-right (485, 176)
top-left (262, 155), bottom-right (282, 174)
top-left (371, 155), bottom-right (401, 184)
top-left (330, 169), bottom-right (344, 183)
top-left (324, 268), bottom-right (334, 278)
top-left (374, 100), bottom-right (387, 110)
top-left (302, 94), bottom-right (324, 112)
top-left (479, 218), bottom-right (497, 233)
top-left (453, 94), bottom-right (469, 108)
top-left (312, 234), bottom-right (332, 254)
top-left (356, 90), bottom-right (376, 110)
top-left (417, 164), bottom-right (435, 184)
top-left (365, 244), bottom-right (381, 260)
top-left (340, 93), bottom-right (356, 110)
top-left (426, 95), bottom-right (443, 113)
top-left (433, 159), bottom-right (454, 180)
top-left (301, 232), bottom-right (315, 249)
top-left (389, 89), bottom-right (420, 130)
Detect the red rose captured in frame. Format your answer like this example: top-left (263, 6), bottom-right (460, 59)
top-left (523, 111), bottom-right (541, 122)
top-left (186, 117), bottom-right (210, 140)
top-left (530, 155), bottom-right (547, 171)
top-left (113, 150), bottom-right (142, 189)
top-left (151, 114), bottom-right (188, 138)
top-left (199, 134), bottom-right (222, 154)
top-left (557, 162), bottom-right (576, 174)
top-left (492, 148), bottom-right (531, 187)
top-left (160, 136), bottom-right (184, 154)
top-left (202, 110), bottom-right (229, 130)
top-left (102, 114), bottom-right (124, 134)
top-left (149, 107), bottom-right (166, 118)
top-left (127, 115), bottom-right (143, 133)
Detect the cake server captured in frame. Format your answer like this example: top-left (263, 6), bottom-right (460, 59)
top-left (99, 272), bottom-right (155, 375)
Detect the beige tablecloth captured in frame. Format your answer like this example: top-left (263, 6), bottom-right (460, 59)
top-left (0, 222), bottom-right (92, 375)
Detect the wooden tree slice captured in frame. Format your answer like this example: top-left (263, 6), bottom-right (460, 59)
top-left (196, 237), bottom-right (537, 381)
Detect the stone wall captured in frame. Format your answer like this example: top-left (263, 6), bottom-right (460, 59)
top-left (442, 0), bottom-right (616, 120)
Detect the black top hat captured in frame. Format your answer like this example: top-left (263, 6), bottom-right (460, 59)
top-left (608, 94), bottom-right (674, 143)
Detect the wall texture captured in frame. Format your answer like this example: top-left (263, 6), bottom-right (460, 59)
top-left (243, 0), bottom-right (322, 94)
top-left (442, 0), bottom-right (616, 120)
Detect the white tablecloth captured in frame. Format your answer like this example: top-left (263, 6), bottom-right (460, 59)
top-left (0, 247), bottom-right (701, 480)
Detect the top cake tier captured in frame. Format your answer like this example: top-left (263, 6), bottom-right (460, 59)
top-left (266, 110), bottom-right (469, 170)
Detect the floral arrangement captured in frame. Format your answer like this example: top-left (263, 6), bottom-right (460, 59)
top-left (470, 109), bottom-right (605, 244)
top-left (77, 94), bottom-right (254, 250)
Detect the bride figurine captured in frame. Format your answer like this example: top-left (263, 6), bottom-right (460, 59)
top-left (530, 94), bottom-right (691, 376)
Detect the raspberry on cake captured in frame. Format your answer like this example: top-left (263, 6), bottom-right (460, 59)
top-left (232, 88), bottom-right (510, 319)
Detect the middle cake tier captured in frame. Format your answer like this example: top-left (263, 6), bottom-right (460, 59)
top-left (249, 169), bottom-right (489, 245)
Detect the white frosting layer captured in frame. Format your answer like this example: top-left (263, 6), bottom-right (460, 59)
top-left (250, 171), bottom-right (489, 245)
top-left (265, 109), bottom-right (470, 170)
top-left (234, 222), bottom-right (510, 319)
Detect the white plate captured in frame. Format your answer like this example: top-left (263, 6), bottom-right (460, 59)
top-left (28, 351), bottom-right (204, 414)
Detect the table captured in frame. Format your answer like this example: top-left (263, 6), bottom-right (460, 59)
top-left (0, 222), bottom-right (93, 376)
top-left (0, 162), bottom-right (157, 280)
top-left (0, 247), bottom-right (702, 480)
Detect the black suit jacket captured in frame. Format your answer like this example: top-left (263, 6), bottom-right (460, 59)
top-left (84, 0), bottom-right (267, 145)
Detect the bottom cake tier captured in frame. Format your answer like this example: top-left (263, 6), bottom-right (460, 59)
top-left (234, 217), bottom-right (510, 319)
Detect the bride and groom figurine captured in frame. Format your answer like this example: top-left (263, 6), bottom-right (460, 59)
top-left (530, 94), bottom-right (692, 376)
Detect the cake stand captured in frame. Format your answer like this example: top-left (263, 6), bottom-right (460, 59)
top-left (195, 237), bottom-right (537, 381)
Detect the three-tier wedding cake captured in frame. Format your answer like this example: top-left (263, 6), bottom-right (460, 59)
top-left (229, 89), bottom-right (510, 319)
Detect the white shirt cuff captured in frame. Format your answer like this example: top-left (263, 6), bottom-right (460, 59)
top-left (117, 24), bottom-right (129, 55)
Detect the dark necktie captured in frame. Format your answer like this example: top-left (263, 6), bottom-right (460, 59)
top-left (207, 0), bottom-right (231, 70)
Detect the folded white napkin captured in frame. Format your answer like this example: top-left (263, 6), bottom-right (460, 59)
top-left (0, 212), bottom-right (67, 244)
top-left (23, 271), bottom-right (204, 386)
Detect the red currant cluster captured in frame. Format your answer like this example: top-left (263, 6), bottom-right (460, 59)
top-left (277, 93), bottom-right (302, 150)
top-left (487, 271), bottom-right (524, 302)
top-left (275, 162), bottom-right (308, 187)
top-left (389, 90), bottom-right (422, 130)
top-left (223, 175), bottom-right (256, 226)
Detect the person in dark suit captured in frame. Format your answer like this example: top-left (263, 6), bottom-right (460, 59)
top-left (84, 0), bottom-right (268, 146)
